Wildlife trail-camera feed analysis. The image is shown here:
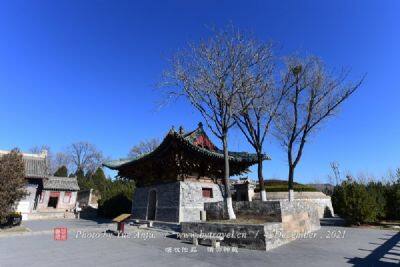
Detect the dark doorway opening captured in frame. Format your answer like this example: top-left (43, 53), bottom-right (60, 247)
top-left (48, 197), bottom-right (58, 208)
top-left (147, 190), bottom-right (157, 220)
top-left (48, 192), bottom-right (60, 208)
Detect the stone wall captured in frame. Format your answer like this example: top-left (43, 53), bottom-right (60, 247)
top-left (205, 201), bottom-right (281, 222)
top-left (77, 189), bottom-right (99, 208)
top-left (181, 221), bottom-right (286, 251)
top-left (131, 181), bottom-right (224, 222)
top-left (204, 200), bottom-right (321, 234)
top-left (179, 181), bottom-right (224, 222)
top-left (16, 184), bottom-right (37, 220)
top-left (253, 191), bottom-right (334, 218)
top-left (132, 182), bottom-right (180, 222)
top-left (279, 200), bottom-right (321, 234)
top-left (198, 199), bottom-right (321, 250)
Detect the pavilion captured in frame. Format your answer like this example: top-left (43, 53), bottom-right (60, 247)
top-left (104, 123), bottom-right (269, 222)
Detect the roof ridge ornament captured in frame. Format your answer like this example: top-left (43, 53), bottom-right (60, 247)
top-left (168, 126), bottom-right (175, 135)
top-left (198, 122), bottom-right (203, 129)
top-left (179, 126), bottom-right (185, 135)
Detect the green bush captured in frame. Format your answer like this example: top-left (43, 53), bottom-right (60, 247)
top-left (366, 182), bottom-right (387, 220)
top-left (0, 149), bottom-right (27, 223)
top-left (332, 181), bottom-right (380, 225)
top-left (254, 180), bottom-right (317, 192)
top-left (332, 169), bottom-right (400, 224)
top-left (97, 179), bottom-right (135, 218)
top-left (385, 176), bottom-right (400, 220)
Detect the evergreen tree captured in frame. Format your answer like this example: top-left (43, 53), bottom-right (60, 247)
top-left (0, 149), bottom-right (27, 221)
top-left (53, 165), bottom-right (68, 177)
top-left (90, 167), bottom-right (108, 194)
top-left (98, 179), bottom-right (135, 218)
top-left (332, 180), bottom-right (378, 225)
top-left (76, 168), bottom-right (94, 191)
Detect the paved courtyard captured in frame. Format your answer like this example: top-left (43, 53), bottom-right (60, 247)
top-left (0, 219), bottom-right (399, 267)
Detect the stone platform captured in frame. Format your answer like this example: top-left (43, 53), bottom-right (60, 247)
top-left (180, 200), bottom-right (321, 251)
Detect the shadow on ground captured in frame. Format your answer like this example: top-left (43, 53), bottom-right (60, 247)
top-left (320, 217), bottom-right (346, 227)
top-left (346, 231), bottom-right (400, 266)
top-left (79, 207), bottom-right (111, 224)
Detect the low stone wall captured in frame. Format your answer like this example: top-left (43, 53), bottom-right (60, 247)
top-left (205, 201), bottom-right (281, 222)
top-left (253, 191), bottom-right (334, 218)
top-left (181, 222), bottom-right (287, 251)
top-left (201, 199), bottom-right (321, 250)
top-left (279, 200), bottom-right (321, 234)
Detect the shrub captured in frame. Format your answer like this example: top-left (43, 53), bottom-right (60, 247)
top-left (332, 180), bottom-right (379, 225)
top-left (254, 180), bottom-right (317, 192)
top-left (53, 165), bottom-right (68, 177)
top-left (97, 179), bottom-right (135, 218)
top-left (385, 176), bottom-right (400, 220)
top-left (0, 149), bottom-right (27, 222)
top-left (366, 182), bottom-right (387, 220)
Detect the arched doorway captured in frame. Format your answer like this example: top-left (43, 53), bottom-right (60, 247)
top-left (147, 190), bottom-right (157, 220)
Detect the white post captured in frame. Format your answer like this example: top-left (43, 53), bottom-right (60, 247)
top-left (261, 190), bottom-right (267, 202)
top-left (226, 197), bottom-right (236, 219)
top-left (288, 190), bottom-right (294, 202)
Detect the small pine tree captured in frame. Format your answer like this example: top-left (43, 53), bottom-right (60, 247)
top-left (76, 168), bottom-right (94, 191)
top-left (386, 170), bottom-right (400, 220)
top-left (90, 167), bottom-right (108, 195)
top-left (332, 180), bottom-right (378, 225)
top-left (98, 179), bottom-right (135, 218)
top-left (53, 165), bottom-right (68, 177)
top-left (0, 149), bottom-right (27, 221)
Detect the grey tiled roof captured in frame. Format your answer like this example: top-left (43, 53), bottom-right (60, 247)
top-left (104, 124), bottom-right (270, 170)
top-left (0, 151), bottom-right (49, 178)
top-left (43, 176), bottom-right (80, 191)
top-left (23, 156), bottom-right (49, 178)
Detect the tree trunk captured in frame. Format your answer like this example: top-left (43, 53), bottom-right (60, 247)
top-left (288, 165), bottom-right (294, 201)
top-left (222, 133), bottom-right (236, 219)
top-left (258, 153), bottom-right (267, 201)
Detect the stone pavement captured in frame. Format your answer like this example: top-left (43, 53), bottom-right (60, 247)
top-left (0, 219), bottom-right (399, 267)
top-left (22, 218), bottom-right (111, 232)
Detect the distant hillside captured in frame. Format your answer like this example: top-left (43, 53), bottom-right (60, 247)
top-left (307, 183), bottom-right (334, 194)
top-left (255, 179), bottom-right (317, 192)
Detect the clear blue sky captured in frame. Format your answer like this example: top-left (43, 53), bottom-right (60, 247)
top-left (0, 1), bottom-right (399, 183)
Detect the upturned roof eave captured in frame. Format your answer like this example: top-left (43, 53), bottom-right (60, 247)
top-left (103, 130), bottom-right (270, 170)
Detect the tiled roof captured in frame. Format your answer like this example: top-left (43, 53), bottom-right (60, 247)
top-left (0, 150), bottom-right (49, 178)
top-left (23, 155), bottom-right (48, 178)
top-left (104, 123), bottom-right (270, 170)
top-left (43, 176), bottom-right (80, 191)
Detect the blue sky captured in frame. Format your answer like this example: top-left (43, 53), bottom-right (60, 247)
top-left (0, 1), bottom-right (399, 183)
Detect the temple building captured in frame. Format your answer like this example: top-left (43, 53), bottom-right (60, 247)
top-left (104, 123), bottom-right (269, 222)
top-left (0, 150), bottom-right (80, 220)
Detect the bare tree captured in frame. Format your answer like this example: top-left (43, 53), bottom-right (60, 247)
top-left (128, 138), bottom-right (160, 158)
top-left (163, 26), bottom-right (265, 219)
top-left (329, 161), bottom-right (341, 185)
top-left (66, 142), bottom-right (103, 174)
top-left (274, 56), bottom-right (364, 201)
top-left (53, 152), bottom-right (71, 174)
top-left (234, 46), bottom-right (289, 201)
